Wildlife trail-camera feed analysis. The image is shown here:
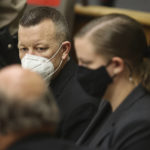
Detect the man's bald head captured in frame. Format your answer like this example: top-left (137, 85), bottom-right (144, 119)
top-left (0, 65), bottom-right (59, 135)
top-left (0, 65), bottom-right (47, 102)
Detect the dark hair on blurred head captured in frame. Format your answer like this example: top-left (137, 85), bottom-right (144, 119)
top-left (0, 89), bottom-right (59, 135)
top-left (19, 6), bottom-right (70, 42)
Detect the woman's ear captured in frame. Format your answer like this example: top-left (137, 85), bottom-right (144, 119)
top-left (107, 57), bottom-right (125, 77)
top-left (61, 41), bottom-right (71, 60)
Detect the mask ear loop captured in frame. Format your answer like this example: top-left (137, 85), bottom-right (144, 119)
top-left (46, 42), bottom-right (67, 80)
top-left (49, 43), bottom-right (63, 61)
top-left (45, 43), bottom-right (64, 81)
top-left (45, 59), bottom-right (63, 82)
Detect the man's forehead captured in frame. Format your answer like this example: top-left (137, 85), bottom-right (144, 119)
top-left (19, 19), bottom-right (56, 34)
top-left (18, 20), bottom-right (57, 44)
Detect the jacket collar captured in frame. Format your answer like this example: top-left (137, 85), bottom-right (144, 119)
top-left (91, 84), bottom-right (147, 146)
top-left (76, 100), bottom-right (111, 145)
top-left (113, 84), bottom-right (146, 113)
top-left (77, 84), bottom-right (147, 146)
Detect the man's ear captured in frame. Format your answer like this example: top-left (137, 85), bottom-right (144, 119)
top-left (61, 41), bottom-right (71, 60)
top-left (107, 57), bottom-right (125, 77)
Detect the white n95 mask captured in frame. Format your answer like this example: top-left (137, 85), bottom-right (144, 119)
top-left (21, 44), bottom-right (63, 83)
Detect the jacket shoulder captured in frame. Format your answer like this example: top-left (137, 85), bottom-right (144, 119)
top-left (110, 93), bottom-right (150, 150)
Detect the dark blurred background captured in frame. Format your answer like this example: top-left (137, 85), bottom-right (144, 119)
top-left (77, 0), bottom-right (150, 12)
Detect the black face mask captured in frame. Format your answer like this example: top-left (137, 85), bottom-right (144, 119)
top-left (77, 66), bottom-right (112, 99)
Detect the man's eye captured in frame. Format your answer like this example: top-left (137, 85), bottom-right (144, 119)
top-left (36, 47), bottom-right (48, 51)
top-left (19, 48), bottom-right (28, 51)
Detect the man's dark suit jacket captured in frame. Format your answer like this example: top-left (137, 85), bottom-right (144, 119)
top-left (77, 84), bottom-right (150, 150)
top-left (50, 59), bottom-right (99, 141)
top-left (8, 133), bottom-right (98, 150)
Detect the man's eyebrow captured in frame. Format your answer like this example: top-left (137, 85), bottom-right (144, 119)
top-left (18, 43), bottom-right (23, 47)
top-left (35, 42), bottom-right (49, 46)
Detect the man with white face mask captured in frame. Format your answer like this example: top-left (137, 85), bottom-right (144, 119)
top-left (18, 7), bottom-right (99, 141)
top-left (21, 43), bottom-right (63, 83)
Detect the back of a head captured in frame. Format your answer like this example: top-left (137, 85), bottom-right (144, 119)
top-left (19, 6), bottom-right (70, 42)
top-left (76, 13), bottom-right (150, 91)
top-left (0, 65), bottom-right (59, 135)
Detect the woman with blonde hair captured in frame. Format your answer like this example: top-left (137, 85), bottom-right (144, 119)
top-left (74, 14), bottom-right (150, 150)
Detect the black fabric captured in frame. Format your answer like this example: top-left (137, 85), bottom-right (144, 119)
top-left (144, 46), bottom-right (150, 58)
top-left (77, 66), bottom-right (112, 98)
top-left (0, 26), bottom-right (21, 69)
top-left (7, 133), bottom-right (98, 150)
top-left (50, 59), bottom-right (99, 141)
top-left (100, 0), bottom-right (115, 6)
top-left (77, 84), bottom-right (150, 150)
